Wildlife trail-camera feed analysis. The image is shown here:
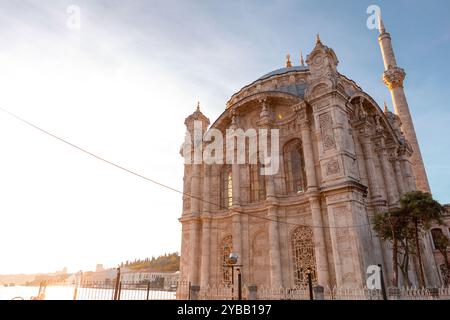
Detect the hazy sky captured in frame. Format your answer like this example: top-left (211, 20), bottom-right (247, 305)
top-left (0, 0), bottom-right (449, 274)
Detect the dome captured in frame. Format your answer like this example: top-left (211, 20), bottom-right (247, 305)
top-left (257, 65), bottom-right (308, 81)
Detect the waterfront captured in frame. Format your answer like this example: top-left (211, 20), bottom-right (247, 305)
top-left (0, 286), bottom-right (176, 300)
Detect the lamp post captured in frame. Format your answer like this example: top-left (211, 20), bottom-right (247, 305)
top-left (306, 267), bottom-right (313, 300)
top-left (236, 268), bottom-right (242, 300)
top-left (224, 252), bottom-right (242, 300)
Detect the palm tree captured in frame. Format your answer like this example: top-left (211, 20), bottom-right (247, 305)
top-left (400, 191), bottom-right (445, 287)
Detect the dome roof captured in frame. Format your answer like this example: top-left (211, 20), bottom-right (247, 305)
top-left (258, 65), bottom-right (308, 81)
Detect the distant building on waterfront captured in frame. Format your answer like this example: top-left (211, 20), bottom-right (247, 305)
top-left (121, 270), bottom-right (180, 289)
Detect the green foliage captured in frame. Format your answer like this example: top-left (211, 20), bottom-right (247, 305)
top-left (121, 252), bottom-right (180, 272)
top-left (434, 233), bottom-right (450, 252)
top-left (372, 209), bottom-right (411, 242)
top-left (399, 191), bottom-right (445, 229)
top-left (372, 191), bottom-right (446, 287)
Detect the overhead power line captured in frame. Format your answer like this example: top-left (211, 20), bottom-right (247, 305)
top-left (0, 106), bottom-right (373, 230)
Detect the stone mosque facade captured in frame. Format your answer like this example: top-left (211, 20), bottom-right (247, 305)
top-left (179, 19), bottom-right (445, 291)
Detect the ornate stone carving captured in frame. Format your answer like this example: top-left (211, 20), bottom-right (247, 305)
top-left (220, 235), bottom-right (233, 285)
top-left (326, 159), bottom-right (340, 176)
top-left (374, 115), bottom-right (384, 133)
top-left (383, 66), bottom-right (406, 90)
top-left (319, 112), bottom-right (336, 150)
top-left (259, 98), bottom-right (272, 124)
top-left (291, 226), bottom-right (317, 287)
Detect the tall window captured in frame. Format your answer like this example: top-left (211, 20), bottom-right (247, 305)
top-left (221, 235), bottom-right (233, 285)
top-left (284, 139), bottom-right (306, 194)
top-left (291, 226), bottom-right (317, 287)
top-left (221, 166), bottom-right (232, 209)
top-left (431, 228), bottom-right (444, 249)
top-left (249, 160), bottom-right (266, 203)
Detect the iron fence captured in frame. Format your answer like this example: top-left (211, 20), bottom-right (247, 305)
top-left (74, 279), bottom-right (189, 300)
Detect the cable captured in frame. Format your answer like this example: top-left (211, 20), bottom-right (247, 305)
top-left (0, 106), bottom-right (373, 230)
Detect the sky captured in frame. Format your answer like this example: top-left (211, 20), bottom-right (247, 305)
top-left (0, 0), bottom-right (449, 275)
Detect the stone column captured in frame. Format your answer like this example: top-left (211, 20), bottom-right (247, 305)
top-left (188, 220), bottom-right (200, 285)
top-left (231, 212), bottom-right (242, 265)
top-left (200, 165), bottom-right (211, 289)
top-left (202, 165), bottom-right (211, 213)
top-left (231, 163), bottom-right (242, 275)
top-left (360, 134), bottom-right (382, 201)
top-left (299, 118), bottom-right (318, 191)
top-left (267, 205), bottom-right (282, 288)
top-left (299, 117), bottom-right (330, 286)
top-left (393, 156), bottom-right (405, 197)
top-left (398, 147), bottom-right (416, 192)
top-left (377, 146), bottom-right (399, 205)
top-left (188, 164), bottom-right (202, 285)
top-left (190, 164), bottom-right (202, 214)
top-left (309, 197), bottom-right (330, 286)
top-left (200, 217), bottom-right (211, 289)
top-left (232, 163), bottom-right (241, 206)
top-left (359, 132), bottom-right (388, 276)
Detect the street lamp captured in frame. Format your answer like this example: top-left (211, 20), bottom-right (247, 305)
top-left (306, 267), bottom-right (313, 300)
top-left (224, 252), bottom-right (242, 300)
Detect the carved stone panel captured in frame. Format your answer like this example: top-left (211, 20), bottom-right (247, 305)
top-left (319, 112), bottom-right (336, 151)
top-left (291, 226), bottom-right (317, 287)
top-left (325, 159), bottom-right (340, 176)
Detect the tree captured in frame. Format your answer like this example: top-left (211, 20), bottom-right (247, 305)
top-left (400, 191), bottom-right (445, 287)
top-left (373, 210), bottom-right (411, 287)
top-left (373, 191), bottom-right (445, 288)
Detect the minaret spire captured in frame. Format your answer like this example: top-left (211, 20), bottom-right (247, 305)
top-left (378, 16), bottom-right (431, 193)
top-left (377, 13), bottom-right (386, 34)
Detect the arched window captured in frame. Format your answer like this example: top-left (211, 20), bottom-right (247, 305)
top-left (249, 160), bottom-right (266, 203)
top-left (291, 226), bottom-right (317, 287)
top-left (284, 139), bottom-right (306, 194)
top-left (220, 235), bottom-right (233, 285)
top-left (220, 166), bottom-right (232, 209)
top-left (431, 228), bottom-right (444, 249)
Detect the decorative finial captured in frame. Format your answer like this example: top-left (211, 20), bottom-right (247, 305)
top-left (300, 50), bottom-right (305, 66)
top-left (316, 34), bottom-right (322, 44)
top-left (285, 54), bottom-right (292, 68)
top-left (378, 13), bottom-right (386, 34)
top-left (384, 101), bottom-right (389, 113)
top-left (196, 101), bottom-right (200, 112)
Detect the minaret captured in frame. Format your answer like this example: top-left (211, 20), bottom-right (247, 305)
top-left (377, 16), bottom-right (431, 193)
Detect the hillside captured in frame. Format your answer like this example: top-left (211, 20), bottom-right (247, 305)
top-left (120, 252), bottom-right (180, 272)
